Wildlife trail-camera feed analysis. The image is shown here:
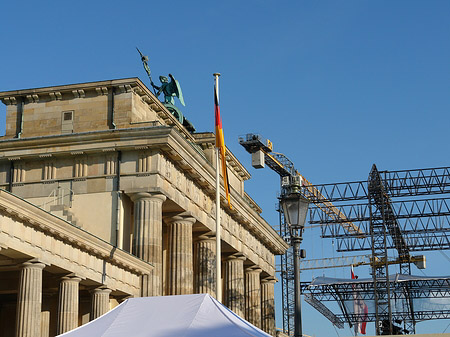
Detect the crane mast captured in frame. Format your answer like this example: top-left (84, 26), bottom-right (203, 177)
top-left (240, 134), bottom-right (450, 335)
top-left (239, 133), bottom-right (362, 336)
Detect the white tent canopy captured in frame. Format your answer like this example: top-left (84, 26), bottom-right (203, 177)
top-left (58, 293), bottom-right (272, 337)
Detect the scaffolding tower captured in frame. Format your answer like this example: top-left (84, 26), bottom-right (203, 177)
top-left (239, 133), bottom-right (450, 335)
top-left (307, 165), bottom-right (450, 334)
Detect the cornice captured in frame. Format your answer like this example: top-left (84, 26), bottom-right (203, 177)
top-left (243, 192), bottom-right (262, 214)
top-left (192, 132), bottom-right (251, 181)
top-left (0, 126), bottom-right (289, 255)
top-left (0, 77), bottom-right (196, 143)
top-left (0, 126), bottom-right (172, 157)
top-left (0, 78), bottom-right (142, 100)
top-left (166, 130), bottom-right (289, 254)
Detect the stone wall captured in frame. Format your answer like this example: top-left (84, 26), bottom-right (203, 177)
top-left (0, 78), bottom-right (289, 336)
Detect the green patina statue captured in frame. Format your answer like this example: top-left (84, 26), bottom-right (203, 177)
top-left (137, 47), bottom-right (195, 132)
top-left (151, 74), bottom-right (185, 107)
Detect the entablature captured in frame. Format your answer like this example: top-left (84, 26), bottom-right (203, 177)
top-left (0, 126), bottom-right (288, 256)
top-left (193, 132), bottom-right (251, 182)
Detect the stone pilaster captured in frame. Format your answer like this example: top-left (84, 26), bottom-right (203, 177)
top-left (194, 232), bottom-right (216, 297)
top-left (90, 287), bottom-right (111, 320)
top-left (261, 276), bottom-right (277, 336)
top-left (166, 213), bottom-right (196, 295)
top-left (15, 261), bottom-right (45, 337)
top-left (131, 192), bottom-right (166, 296)
top-left (224, 254), bottom-right (246, 317)
top-left (57, 275), bottom-right (81, 335)
top-left (245, 266), bottom-right (262, 328)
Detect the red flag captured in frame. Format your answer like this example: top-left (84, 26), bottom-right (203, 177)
top-left (214, 82), bottom-right (232, 209)
top-left (351, 266), bottom-right (368, 335)
top-left (361, 304), bottom-right (368, 334)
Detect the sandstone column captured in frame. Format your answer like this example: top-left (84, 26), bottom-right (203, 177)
top-left (224, 254), bottom-right (246, 317)
top-left (40, 311), bottom-right (50, 337)
top-left (41, 292), bottom-right (55, 337)
top-left (15, 261), bottom-right (45, 337)
top-left (166, 213), bottom-right (196, 295)
top-left (194, 232), bottom-right (217, 297)
top-left (245, 266), bottom-right (262, 328)
top-left (261, 276), bottom-right (277, 336)
top-left (57, 275), bottom-right (81, 335)
top-left (131, 192), bottom-right (166, 296)
top-left (90, 287), bottom-right (111, 320)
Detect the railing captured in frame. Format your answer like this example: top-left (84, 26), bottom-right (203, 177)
top-left (39, 186), bottom-right (74, 210)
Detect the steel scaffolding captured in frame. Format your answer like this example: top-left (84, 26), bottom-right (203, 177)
top-left (307, 165), bottom-right (450, 334)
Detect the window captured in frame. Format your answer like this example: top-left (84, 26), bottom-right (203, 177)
top-left (62, 110), bottom-right (74, 134)
top-left (63, 111), bottom-right (73, 121)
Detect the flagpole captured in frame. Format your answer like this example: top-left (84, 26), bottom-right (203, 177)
top-left (214, 72), bottom-right (222, 303)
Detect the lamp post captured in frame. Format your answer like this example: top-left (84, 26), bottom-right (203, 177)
top-left (280, 191), bottom-right (310, 337)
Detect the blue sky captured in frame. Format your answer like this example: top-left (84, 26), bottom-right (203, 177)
top-left (1, 1), bottom-right (450, 335)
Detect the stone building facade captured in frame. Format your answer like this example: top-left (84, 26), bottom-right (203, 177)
top-left (0, 78), bottom-right (289, 337)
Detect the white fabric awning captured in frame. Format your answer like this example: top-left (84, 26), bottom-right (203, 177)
top-left (58, 293), bottom-right (272, 337)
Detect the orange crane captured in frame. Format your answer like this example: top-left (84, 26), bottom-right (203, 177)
top-left (238, 133), bottom-right (364, 236)
top-left (239, 133), bottom-right (365, 335)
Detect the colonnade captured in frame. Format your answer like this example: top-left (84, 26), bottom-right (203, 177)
top-left (15, 263), bottom-right (111, 337)
top-left (13, 191), bottom-right (277, 337)
top-left (130, 192), bottom-right (277, 335)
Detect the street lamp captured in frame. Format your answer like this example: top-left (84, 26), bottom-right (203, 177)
top-left (280, 192), bottom-right (310, 337)
top-left (281, 193), bottom-right (310, 229)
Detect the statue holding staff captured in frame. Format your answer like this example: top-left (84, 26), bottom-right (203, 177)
top-left (136, 48), bottom-right (194, 132)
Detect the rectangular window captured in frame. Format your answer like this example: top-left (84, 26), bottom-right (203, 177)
top-left (63, 111), bottom-right (73, 121)
top-left (62, 110), bottom-right (74, 134)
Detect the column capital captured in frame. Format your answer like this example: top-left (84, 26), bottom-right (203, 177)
top-left (225, 253), bottom-right (246, 261)
top-left (89, 286), bottom-right (112, 295)
top-left (195, 231), bottom-right (216, 242)
top-left (164, 212), bottom-right (196, 226)
top-left (245, 265), bottom-right (262, 274)
top-left (129, 192), bottom-right (166, 203)
top-left (22, 260), bottom-right (46, 270)
top-left (60, 274), bottom-right (83, 283)
top-left (261, 276), bottom-right (278, 284)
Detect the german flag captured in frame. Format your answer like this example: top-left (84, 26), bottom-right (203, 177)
top-left (214, 79), bottom-right (232, 209)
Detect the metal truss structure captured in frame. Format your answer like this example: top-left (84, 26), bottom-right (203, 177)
top-left (300, 275), bottom-right (450, 334)
top-left (239, 133), bottom-right (450, 335)
top-left (239, 133), bottom-right (363, 336)
top-left (308, 165), bottom-right (450, 334)
top-left (277, 205), bottom-right (296, 333)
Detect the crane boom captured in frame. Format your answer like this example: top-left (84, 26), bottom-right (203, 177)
top-left (238, 133), bottom-right (364, 236)
top-left (239, 133), bottom-right (365, 336)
